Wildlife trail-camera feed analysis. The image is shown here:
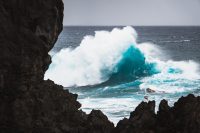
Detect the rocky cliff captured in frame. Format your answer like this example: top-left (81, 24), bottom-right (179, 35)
top-left (0, 0), bottom-right (114, 132)
top-left (0, 0), bottom-right (200, 133)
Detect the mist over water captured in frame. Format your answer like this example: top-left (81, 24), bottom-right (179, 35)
top-left (45, 26), bottom-right (200, 124)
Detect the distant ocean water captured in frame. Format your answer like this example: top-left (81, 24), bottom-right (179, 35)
top-left (45, 26), bottom-right (200, 124)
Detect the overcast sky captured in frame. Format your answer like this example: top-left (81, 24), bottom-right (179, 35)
top-left (63, 0), bottom-right (200, 26)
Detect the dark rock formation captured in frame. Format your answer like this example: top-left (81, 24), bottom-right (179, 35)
top-left (114, 101), bottom-right (156, 133)
top-left (114, 94), bottom-right (200, 133)
top-left (0, 0), bottom-right (114, 133)
top-left (84, 110), bottom-right (114, 133)
top-left (0, 0), bottom-right (200, 133)
top-left (156, 94), bottom-right (200, 133)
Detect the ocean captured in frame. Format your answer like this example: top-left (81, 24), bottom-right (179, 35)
top-left (45, 26), bottom-right (200, 124)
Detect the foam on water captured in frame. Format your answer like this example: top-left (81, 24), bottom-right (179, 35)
top-left (79, 97), bottom-right (141, 123)
top-left (140, 60), bottom-right (200, 93)
top-left (45, 26), bottom-right (200, 124)
top-left (45, 26), bottom-right (158, 86)
top-left (45, 26), bottom-right (200, 89)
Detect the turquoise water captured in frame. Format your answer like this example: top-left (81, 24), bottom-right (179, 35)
top-left (46, 26), bottom-right (200, 124)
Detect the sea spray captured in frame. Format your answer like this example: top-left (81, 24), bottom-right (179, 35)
top-left (45, 26), bottom-right (200, 124)
top-left (45, 27), bottom-right (158, 87)
top-left (45, 26), bottom-right (200, 90)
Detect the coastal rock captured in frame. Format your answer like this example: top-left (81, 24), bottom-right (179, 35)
top-left (156, 94), bottom-right (200, 133)
top-left (0, 0), bottom-right (114, 132)
top-left (114, 94), bottom-right (200, 133)
top-left (84, 110), bottom-right (114, 133)
top-left (114, 101), bottom-right (156, 133)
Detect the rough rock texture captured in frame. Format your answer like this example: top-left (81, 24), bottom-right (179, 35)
top-left (0, 0), bottom-right (114, 133)
top-left (1, 0), bottom-right (200, 133)
top-left (114, 94), bottom-right (200, 133)
top-left (156, 94), bottom-right (200, 133)
top-left (114, 101), bottom-right (156, 133)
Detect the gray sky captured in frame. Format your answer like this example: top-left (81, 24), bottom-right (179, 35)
top-left (63, 0), bottom-right (200, 26)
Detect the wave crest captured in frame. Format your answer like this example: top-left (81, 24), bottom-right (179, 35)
top-left (45, 26), bottom-right (200, 88)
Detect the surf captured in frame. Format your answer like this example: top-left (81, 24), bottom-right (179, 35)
top-left (45, 26), bottom-right (200, 124)
top-left (45, 26), bottom-right (200, 93)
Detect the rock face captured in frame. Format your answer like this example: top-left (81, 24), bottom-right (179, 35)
top-left (0, 0), bottom-right (200, 133)
top-left (114, 94), bottom-right (200, 133)
top-left (114, 101), bottom-right (156, 133)
top-left (0, 0), bottom-right (114, 133)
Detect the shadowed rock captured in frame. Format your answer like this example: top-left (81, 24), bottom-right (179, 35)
top-left (0, 0), bottom-right (114, 132)
top-left (156, 94), bottom-right (200, 133)
top-left (114, 94), bottom-right (200, 133)
top-left (85, 110), bottom-right (114, 133)
top-left (114, 101), bottom-right (156, 133)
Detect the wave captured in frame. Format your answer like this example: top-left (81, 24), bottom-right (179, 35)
top-left (45, 26), bottom-right (200, 88)
top-left (101, 45), bottom-right (158, 86)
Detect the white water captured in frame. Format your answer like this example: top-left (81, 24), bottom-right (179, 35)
top-left (45, 26), bottom-right (138, 86)
top-left (45, 26), bottom-right (200, 125)
top-left (45, 26), bottom-right (200, 90)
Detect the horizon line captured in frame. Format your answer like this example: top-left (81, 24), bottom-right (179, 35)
top-left (63, 25), bottom-right (200, 27)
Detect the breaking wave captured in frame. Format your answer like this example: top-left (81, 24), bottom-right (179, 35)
top-left (45, 26), bottom-right (200, 91)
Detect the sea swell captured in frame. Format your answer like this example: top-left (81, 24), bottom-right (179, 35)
top-left (101, 45), bottom-right (158, 86)
top-left (45, 26), bottom-right (200, 124)
top-left (45, 26), bottom-right (200, 94)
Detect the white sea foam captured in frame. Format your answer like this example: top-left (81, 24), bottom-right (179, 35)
top-left (140, 60), bottom-right (200, 93)
top-left (45, 26), bottom-right (200, 89)
top-left (79, 97), bottom-right (141, 125)
top-left (45, 26), bottom-right (139, 86)
top-left (45, 26), bottom-right (200, 125)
